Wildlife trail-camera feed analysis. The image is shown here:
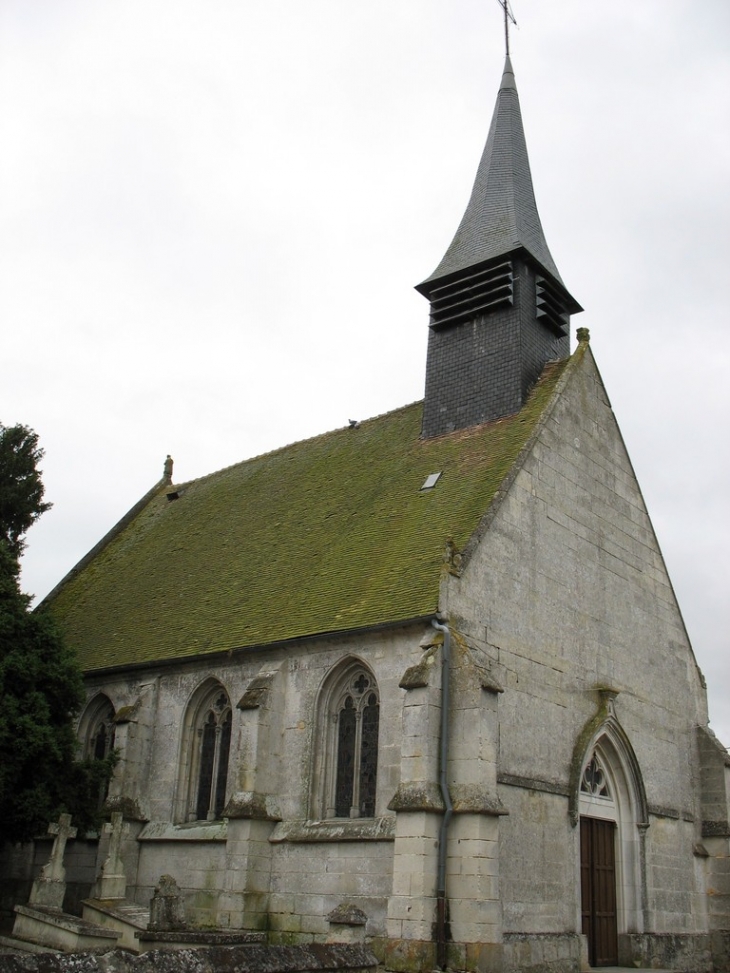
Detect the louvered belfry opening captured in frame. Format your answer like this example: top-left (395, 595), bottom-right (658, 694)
top-left (417, 55), bottom-right (581, 439)
top-left (421, 253), bottom-right (572, 437)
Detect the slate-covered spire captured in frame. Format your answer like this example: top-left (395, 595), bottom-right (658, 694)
top-left (418, 57), bottom-right (581, 439)
top-left (420, 57), bottom-right (564, 290)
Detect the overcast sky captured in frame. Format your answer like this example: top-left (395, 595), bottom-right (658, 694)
top-left (1, 0), bottom-right (728, 744)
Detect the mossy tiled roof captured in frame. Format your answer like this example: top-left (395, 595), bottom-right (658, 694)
top-left (48, 358), bottom-right (570, 672)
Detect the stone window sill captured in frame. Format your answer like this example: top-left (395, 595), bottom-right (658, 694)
top-left (137, 820), bottom-right (227, 842)
top-left (269, 816), bottom-right (395, 843)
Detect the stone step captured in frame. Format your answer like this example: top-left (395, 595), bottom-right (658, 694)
top-left (82, 898), bottom-right (151, 952)
top-left (594, 968), bottom-right (684, 973)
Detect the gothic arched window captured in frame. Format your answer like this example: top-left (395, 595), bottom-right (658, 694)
top-left (78, 694), bottom-right (116, 807)
top-left (80, 694), bottom-right (116, 760)
top-left (180, 681), bottom-right (233, 822)
top-left (314, 663), bottom-right (380, 819)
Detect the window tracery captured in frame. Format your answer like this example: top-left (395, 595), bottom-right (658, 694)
top-left (179, 682), bottom-right (233, 822)
top-left (315, 662), bottom-right (380, 819)
top-left (195, 692), bottom-right (232, 821)
top-left (581, 751), bottom-right (611, 799)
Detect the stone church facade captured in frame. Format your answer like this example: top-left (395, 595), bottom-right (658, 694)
top-left (10, 57), bottom-right (730, 972)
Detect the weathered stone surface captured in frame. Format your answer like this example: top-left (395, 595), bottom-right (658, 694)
top-left (387, 782), bottom-right (443, 813)
top-left (136, 931), bottom-right (265, 947)
top-left (399, 649), bottom-right (437, 690)
top-left (11, 905), bottom-right (120, 955)
top-left (449, 785), bottom-right (507, 816)
top-left (148, 877), bottom-right (186, 933)
top-left (500, 932), bottom-right (581, 973)
top-left (326, 906), bottom-right (367, 927)
top-left (223, 792), bottom-right (281, 822)
top-left (0, 943), bottom-right (378, 973)
top-left (619, 932), bottom-right (713, 972)
top-left (28, 817), bottom-right (77, 911)
top-left (95, 815), bottom-right (128, 902)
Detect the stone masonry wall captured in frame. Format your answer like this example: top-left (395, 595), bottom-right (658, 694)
top-left (443, 345), bottom-right (712, 941)
top-left (77, 625), bottom-right (424, 932)
top-left (497, 786), bottom-right (576, 934)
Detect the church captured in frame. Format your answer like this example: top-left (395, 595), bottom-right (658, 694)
top-left (21, 53), bottom-right (730, 972)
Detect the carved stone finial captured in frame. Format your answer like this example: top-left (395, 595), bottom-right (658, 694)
top-left (576, 327), bottom-right (590, 344)
top-left (163, 455), bottom-right (174, 481)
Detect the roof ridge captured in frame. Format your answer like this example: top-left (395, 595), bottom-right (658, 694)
top-left (171, 400), bottom-right (425, 491)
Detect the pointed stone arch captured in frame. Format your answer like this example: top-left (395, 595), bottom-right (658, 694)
top-left (570, 691), bottom-right (648, 961)
top-left (78, 692), bottom-right (116, 760)
top-left (310, 657), bottom-right (380, 820)
top-left (175, 677), bottom-right (233, 823)
top-left (569, 691), bottom-right (648, 830)
top-left (78, 693), bottom-right (117, 808)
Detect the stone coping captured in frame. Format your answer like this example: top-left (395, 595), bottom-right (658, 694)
top-left (137, 930), bottom-right (266, 944)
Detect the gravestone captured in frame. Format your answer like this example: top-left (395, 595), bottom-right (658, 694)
top-left (148, 875), bottom-right (186, 932)
top-left (28, 814), bottom-right (77, 910)
top-left (95, 812), bottom-right (128, 900)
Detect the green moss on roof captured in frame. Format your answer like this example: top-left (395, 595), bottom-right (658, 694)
top-left (49, 358), bottom-right (571, 672)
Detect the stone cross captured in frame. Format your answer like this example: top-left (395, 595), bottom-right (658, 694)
top-left (96, 812), bottom-right (129, 900)
top-left (496, 0), bottom-right (517, 56)
top-left (28, 813), bottom-right (77, 910)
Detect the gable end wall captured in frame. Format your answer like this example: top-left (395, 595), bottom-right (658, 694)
top-left (443, 346), bottom-right (710, 936)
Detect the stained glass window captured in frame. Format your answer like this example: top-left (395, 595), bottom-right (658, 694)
top-left (194, 689), bottom-right (232, 821)
top-left (331, 668), bottom-right (380, 818)
top-left (359, 693), bottom-right (379, 817)
top-left (335, 697), bottom-right (357, 816)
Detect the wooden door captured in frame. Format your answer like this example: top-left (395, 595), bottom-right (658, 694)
top-left (580, 817), bottom-right (618, 966)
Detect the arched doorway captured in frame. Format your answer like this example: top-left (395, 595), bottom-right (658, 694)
top-left (572, 697), bottom-right (648, 968)
top-left (579, 748), bottom-right (620, 965)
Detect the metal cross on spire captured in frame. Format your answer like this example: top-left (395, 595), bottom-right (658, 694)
top-left (495, 0), bottom-right (517, 56)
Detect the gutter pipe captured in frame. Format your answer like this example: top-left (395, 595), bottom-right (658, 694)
top-left (432, 617), bottom-right (452, 970)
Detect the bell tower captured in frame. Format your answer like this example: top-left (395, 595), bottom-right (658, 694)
top-left (417, 57), bottom-right (581, 439)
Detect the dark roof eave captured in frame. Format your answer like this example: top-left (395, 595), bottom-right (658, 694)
top-left (81, 613), bottom-right (439, 680)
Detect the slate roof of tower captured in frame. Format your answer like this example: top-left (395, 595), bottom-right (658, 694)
top-left (418, 57), bottom-right (572, 297)
top-left (44, 353), bottom-right (578, 673)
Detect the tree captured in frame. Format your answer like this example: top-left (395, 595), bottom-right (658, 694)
top-left (0, 423), bottom-right (51, 561)
top-left (0, 423), bottom-right (114, 844)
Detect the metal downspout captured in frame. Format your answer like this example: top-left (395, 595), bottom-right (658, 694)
top-left (432, 618), bottom-right (452, 970)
